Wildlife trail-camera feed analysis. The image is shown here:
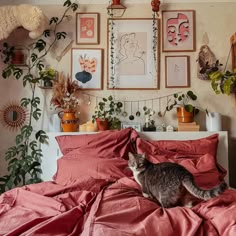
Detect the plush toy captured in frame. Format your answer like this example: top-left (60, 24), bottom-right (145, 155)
top-left (0, 4), bottom-right (48, 40)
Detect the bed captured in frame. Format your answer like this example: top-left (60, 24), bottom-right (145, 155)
top-left (0, 128), bottom-right (235, 236)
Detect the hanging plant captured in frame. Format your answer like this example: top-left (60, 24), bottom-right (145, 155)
top-left (0, 0), bottom-right (78, 193)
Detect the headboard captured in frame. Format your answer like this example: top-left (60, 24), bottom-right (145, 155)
top-left (41, 131), bottom-right (229, 185)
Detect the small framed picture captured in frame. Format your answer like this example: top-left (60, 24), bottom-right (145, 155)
top-left (121, 123), bottom-right (142, 132)
top-left (162, 10), bottom-right (196, 52)
top-left (76, 12), bottom-right (99, 45)
top-left (165, 55), bottom-right (190, 88)
top-left (71, 48), bottom-right (103, 90)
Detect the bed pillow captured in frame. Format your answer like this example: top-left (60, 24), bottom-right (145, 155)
top-left (136, 134), bottom-right (219, 158)
top-left (53, 154), bottom-right (132, 186)
top-left (55, 128), bottom-right (138, 159)
top-left (135, 134), bottom-right (226, 188)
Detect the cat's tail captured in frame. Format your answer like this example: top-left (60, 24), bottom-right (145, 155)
top-left (182, 175), bottom-right (227, 200)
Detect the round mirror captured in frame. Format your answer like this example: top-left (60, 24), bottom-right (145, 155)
top-left (0, 103), bottom-right (29, 131)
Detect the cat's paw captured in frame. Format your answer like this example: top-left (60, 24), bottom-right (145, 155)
top-left (142, 192), bottom-right (149, 198)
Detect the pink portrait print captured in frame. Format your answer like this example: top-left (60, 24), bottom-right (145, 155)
top-left (166, 13), bottom-right (189, 46)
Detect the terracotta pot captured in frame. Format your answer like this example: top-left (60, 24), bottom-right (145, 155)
top-left (177, 107), bottom-right (194, 123)
top-left (113, 0), bottom-right (121, 4)
top-left (12, 49), bottom-right (25, 65)
top-left (59, 110), bottom-right (79, 132)
top-left (96, 118), bottom-right (109, 131)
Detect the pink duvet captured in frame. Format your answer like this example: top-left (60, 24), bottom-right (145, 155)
top-left (0, 176), bottom-right (236, 236)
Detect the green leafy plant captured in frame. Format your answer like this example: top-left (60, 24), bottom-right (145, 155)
top-left (39, 67), bottom-right (58, 87)
top-left (143, 106), bottom-right (156, 131)
top-left (199, 59), bottom-right (236, 95)
top-left (92, 95), bottom-right (123, 129)
top-left (0, 0), bottom-right (78, 193)
top-left (107, 3), bottom-right (116, 88)
top-left (165, 90), bottom-right (203, 115)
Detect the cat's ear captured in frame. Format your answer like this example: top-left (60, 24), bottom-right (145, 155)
top-left (128, 152), bottom-right (135, 160)
top-left (141, 153), bottom-right (146, 159)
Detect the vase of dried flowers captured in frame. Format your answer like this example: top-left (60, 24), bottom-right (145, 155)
top-left (51, 72), bottom-right (81, 132)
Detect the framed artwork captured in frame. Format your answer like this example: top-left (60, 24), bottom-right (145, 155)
top-left (121, 122), bottom-right (142, 132)
top-left (162, 10), bottom-right (196, 52)
top-left (165, 55), bottom-right (190, 88)
top-left (71, 48), bottom-right (103, 90)
top-left (107, 18), bottom-right (160, 90)
top-left (76, 12), bottom-right (99, 45)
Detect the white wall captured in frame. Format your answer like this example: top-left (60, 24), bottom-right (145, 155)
top-left (0, 1), bottom-right (236, 187)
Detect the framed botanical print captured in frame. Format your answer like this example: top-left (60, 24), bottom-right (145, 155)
top-left (71, 48), bottom-right (103, 90)
top-left (107, 18), bottom-right (160, 90)
top-left (165, 55), bottom-right (190, 88)
top-left (76, 12), bottom-right (99, 45)
top-left (162, 10), bottom-right (196, 52)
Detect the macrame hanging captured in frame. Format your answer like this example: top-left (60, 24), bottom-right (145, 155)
top-left (196, 45), bottom-right (217, 80)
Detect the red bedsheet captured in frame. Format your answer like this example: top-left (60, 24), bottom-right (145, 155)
top-left (0, 177), bottom-right (236, 236)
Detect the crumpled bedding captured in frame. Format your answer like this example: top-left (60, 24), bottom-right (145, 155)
top-left (0, 176), bottom-right (236, 236)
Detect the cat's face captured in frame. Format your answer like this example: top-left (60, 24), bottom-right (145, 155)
top-left (128, 152), bottom-right (146, 172)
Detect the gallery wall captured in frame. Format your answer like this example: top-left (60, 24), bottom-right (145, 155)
top-left (0, 1), bottom-right (236, 186)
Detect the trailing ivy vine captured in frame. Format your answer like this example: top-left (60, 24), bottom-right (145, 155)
top-left (107, 1), bottom-right (116, 88)
top-left (0, 0), bottom-right (78, 193)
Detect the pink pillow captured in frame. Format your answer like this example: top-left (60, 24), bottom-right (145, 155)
top-left (136, 134), bottom-right (219, 158)
top-left (55, 128), bottom-right (138, 159)
top-left (136, 134), bottom-right (226, 188)
top-left (54, 155), bottom-right (132, 186)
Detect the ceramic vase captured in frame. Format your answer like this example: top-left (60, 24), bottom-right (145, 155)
top-left (59, 110), bottom-right (79, 132)
top-left (206, 112), bottom-right (222, 131)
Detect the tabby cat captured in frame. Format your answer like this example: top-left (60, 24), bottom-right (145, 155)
top-left (128, 152), bottom-right (227, 208)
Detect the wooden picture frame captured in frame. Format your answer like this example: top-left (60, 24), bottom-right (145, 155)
top-left (76, 12), bottom-right (99, 45)
top-left (107, 18), bottom-right (160, 90)
top-left (162, 10), bottom-right (196, 52)
top-left (165, 55), bottom-right (190, 88)
top-left (71, 48), bottom-right (103, 90)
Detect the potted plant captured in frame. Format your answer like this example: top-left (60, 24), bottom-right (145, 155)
top-left (91, 95), bottom-right (123, 131)
top-left (39, 67), bottom-right (58, 88)
top-left (199, 59), bottom-right (236, 95)
top-left (50, 73), bottom-right (81, 132)
top-left (165, 90), bottom-right (206, 123)
top-left (143, 106), bottom-right (156, 131)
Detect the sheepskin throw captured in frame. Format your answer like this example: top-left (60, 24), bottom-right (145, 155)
top-left (0, 4), bottom-right (48, 40)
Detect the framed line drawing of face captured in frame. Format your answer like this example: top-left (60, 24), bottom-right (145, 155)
top-left (107, 18), bottom-right (160, 90)
top-left (162, 10), bottom-right (196, 52)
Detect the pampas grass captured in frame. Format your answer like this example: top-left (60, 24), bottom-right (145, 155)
top-left (51, 72), bottom-right (80, 112)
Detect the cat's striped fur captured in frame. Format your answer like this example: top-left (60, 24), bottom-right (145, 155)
top-left (128, 152), bottom-right (227, 208)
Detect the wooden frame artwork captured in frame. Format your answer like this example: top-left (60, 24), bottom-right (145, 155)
top-left (165, 55), bottom-right (190, 88)
top-left (71, 48), bottom-right (103, 90)
top-left (76, 12), bottom-right (99, 45)
top-left (162, 10), bottom-right (196, 52)
top-left (107, 18), bottom-right (160, 90)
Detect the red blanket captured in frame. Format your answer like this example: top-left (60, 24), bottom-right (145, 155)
top-left (0, 177), bottom-right (236, 236)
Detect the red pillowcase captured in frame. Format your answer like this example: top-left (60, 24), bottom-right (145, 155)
top-left (137, 134), bottom-right (219, 158)
top-left (53, 154), bottom-right (132, 186)
top-left (55, 128), bottom-right (138, 159)
top-left (135, 134), bottom-right (226, 188)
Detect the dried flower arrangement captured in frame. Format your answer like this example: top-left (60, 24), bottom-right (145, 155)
top-left (50, 72), bottom-right (81, 113)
